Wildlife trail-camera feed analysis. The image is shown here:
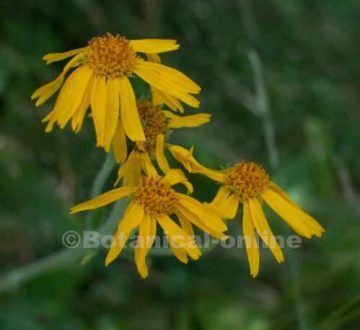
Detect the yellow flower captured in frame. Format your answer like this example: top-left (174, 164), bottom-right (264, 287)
top-left (113, 100), bottom-right (210, 186)
top-left (112, 100), bottom-right (210, 162)
top-left (31, 33), bottom-right (201, 150)
top-left (70, 169), bottom-right (227, 278)
top-left (115, 134), bottom-right (193, 194)
top-left (169, 145), bottom-right (325, 277)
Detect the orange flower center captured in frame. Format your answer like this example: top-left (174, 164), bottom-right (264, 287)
top-left (137, 100), bottom-right (167, 154)
top-left (134, 177), bottom-right (178, 216)
top-left (224, 162), bottom-right (269, 201)
top-left (85, 33), bottom-right (138, 78)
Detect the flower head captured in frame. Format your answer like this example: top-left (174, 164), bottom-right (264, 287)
top-left (112, 100), bottom-right (210, 187)
top-left (32, 33), bottom-right (201, 150)
top-left (169, 145), bottom-right (325, 277)
top-left (71, 170), bottom-right (227, 278)
top-left (115, 134), bottom-right (193, 193)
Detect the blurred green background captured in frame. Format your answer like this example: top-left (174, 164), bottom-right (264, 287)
top-left (1, 0), bottom-right (360, 329)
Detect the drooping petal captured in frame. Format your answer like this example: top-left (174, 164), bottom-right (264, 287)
top-left (70, 187), bottom-right (136, 214)
top-left (138, 61), bottom-right (200, 93)
top-left (112, 120), bottom-right (128, 163)
top-left (105, 202), bottom-right (144, 265)
top-left (243, 201), bottom-right (260, 278)
top-left (248, 198), bottom-right (285, 263)
top-left (177, 194), bottom-right (228, 233)
top-left (42, 111), bottom-right (56, 132)
top-left (209, 187), bottom-right (239, 220)
top-left (130, 39), bottom-right (179, 53)
top-left (134, 62), bottom-right (200, 108)
top-left (56, 66), bottom-right (93, 128)
top-left (103, 78), bottom-right (120, 151)
top-left (152, 87), bottom-right (184, 112)
top-left (168, 144), bottom-right (226, 182)
top-left (71, 75), bottom-right (94, 133)
top-left (140, 152), bottom-right (158, 176)
top-left (164, 169), bottom-right (193, 192)
top-left (156, 135), bottom-right (193, 193)
top-left (157, 214), bottom-right (201, 260)
top-left (178, 216), bottom-right (195, 237)
top-left (117, 77), bottom-right (145, 141)
top-left (155, 134), bottom-right (171, 173)
top-left (261, 184), bottom-right (325, 238)
top-left (32, 53), bottom-right (85, 106)
top-left (90, 76), bottom-right (107, 146)
top-left (146, 53), bottom-right (185, 111)
top-left (165, 111), bottom-right (211, 129)
top-left (135, 214), bottom-right (156, 278)
top-left (122, 152), bottom-right (142, 187)
top-left (42, 47), bottom-right (88, 64)
top-left (175, 205), bottom-right (226, 240)
top-left (168, 239), bottom-right (189, 264)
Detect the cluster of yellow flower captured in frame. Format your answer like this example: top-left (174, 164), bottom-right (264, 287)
top-left (32, 33), bottom-right (324, 279)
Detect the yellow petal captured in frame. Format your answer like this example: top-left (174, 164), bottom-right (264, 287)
top-left (56, 66), bottom-right (93, 128)
top-left (42, 47), bottom-right (88, 64)
top-left (112, 120), bottom-right (128, 163)
top-left (248, 198), bottom-right (285, 263)
top-left (43, 67), bottom-right (90, 130)
top-left (175, 206), bottom-right (226, 240)
top-left (70, 187), bottom-right (136, 214)
top-left (122, 152), bottom-right (142, 187)
top-left (209, 187), bottom-right (239, 220)
top-left (103, 78), bottom-right (120, 151)
top-left (212, 186), bottom-right (231, 205)
top-left (130, 39), bottom-right (179, 53)
top-left (32, 53), bottom-right (84, 106)
top-left (117, 150), bottom-right (156, 187)
top-left (90, 76), bottom-right (107, 146)
top-left (165, 111), bottom-right (211, 129)
top-left (105, 202), bottom-right (144, 265)
top-left (42, 111), bottom-right (56, 132)
top-left (243, 201), bottom-right (260, 278)
top-left (71, 75), bottom-right (94, 133)
top-left (178, 217), bottom-right (195, 237)
top-left (155, 134), bottom-right (171, 173)
top-left (155, 88), bottom-right (185, 112)
top-left (163, 169), bottom-right (193, 194)
top-left (177, 194), bottom-right (228, 233)
top-left (168, 238), bottom-right (189, 264)
top-left (117, 77), bottom-right (145, 141)
top-left (156, 134), bottom-right (194, 193)
top-left (157, 214), bottom-right (201, 260)
top-left (140, 152), bottom-right (158, 176)
top-left (135, 214), bottom-right (156, 278)
top-left (261, 184), bottom-right (325, 238)
top-left (151, 84), bottom-right (184, 113)
top-left (138, 61), bottom-right (200, 93)
top-left (168, 144), bottom-right (226, 182)
top-left (134, 62), bottom-right (200, 108)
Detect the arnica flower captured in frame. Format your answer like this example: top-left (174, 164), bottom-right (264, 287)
top-left (113, 100), bottom-right (210, 186)
top-left (168, 145), bottom-right (325, 277)
top-left (31, 33), bottom-right (201, 151)
top-left (70, 169), bottom-right (227, 278)
top-left (116, 134), bottom-right (193, 194)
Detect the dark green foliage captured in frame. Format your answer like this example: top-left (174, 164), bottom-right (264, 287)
top-left (0, 0), bottom-right (359, 329)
